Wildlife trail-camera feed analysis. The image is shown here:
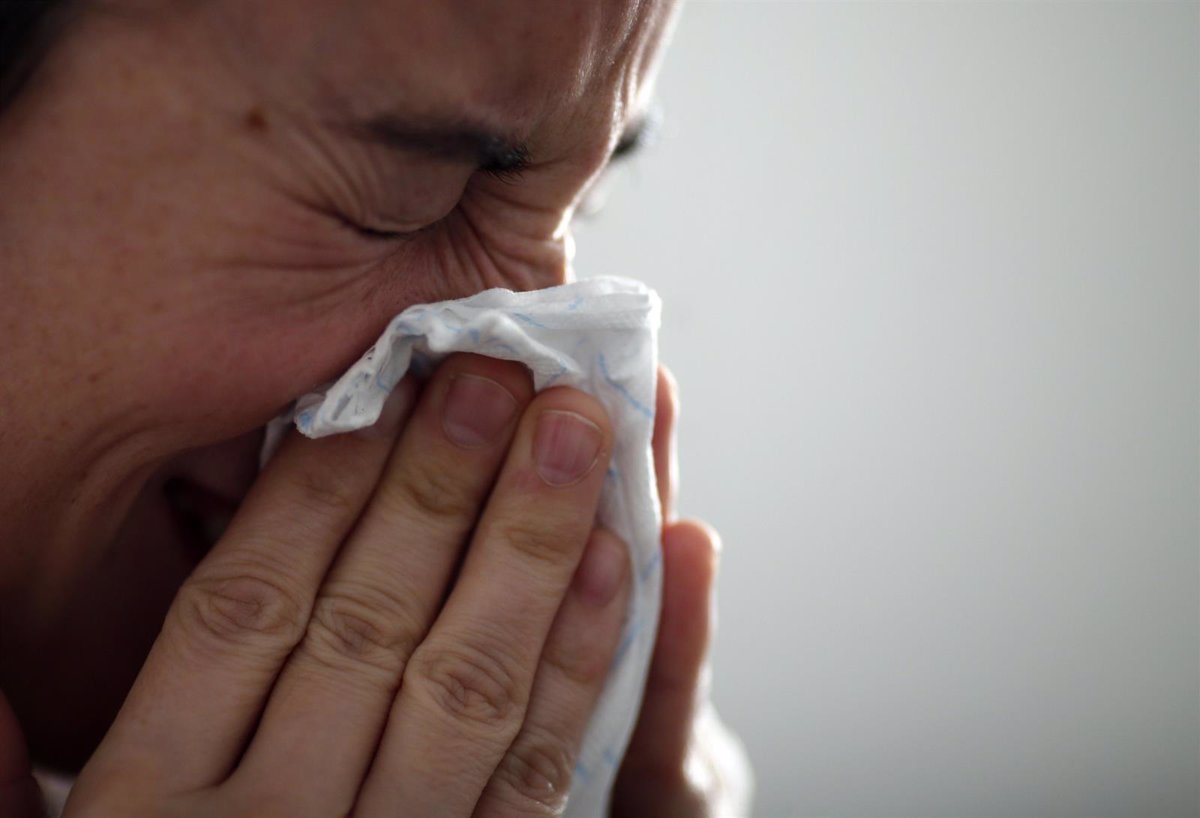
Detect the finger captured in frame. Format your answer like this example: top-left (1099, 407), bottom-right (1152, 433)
top-left (355, 387), bottom-right (613, 817)
top-left (615, 520), bottom-right (718, 787)
top-left (230, 355), bottom-right (533, 815)
top-left (651, 365), bottom-right (679, 524)
top-left (78, 379), bottom-right (419, 791)
top-left (474, 529), bottom-right (631, 818)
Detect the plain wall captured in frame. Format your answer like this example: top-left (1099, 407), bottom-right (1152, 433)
top-left (573, 2), bottom-right (1200, 816)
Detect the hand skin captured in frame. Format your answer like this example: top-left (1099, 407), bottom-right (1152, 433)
top-left (4, 351), bottom-right (630, 817)
top-left (0, 363), bottom-right (749, 817)
top-left (0, 0), bottom-right (751, 813)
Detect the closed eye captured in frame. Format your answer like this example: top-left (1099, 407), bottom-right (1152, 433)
top-left (341, 108), bottom-right (659, 236)
top-left (573, 107), bottom-right (662, 219)
top-left (481, 142), bottom-right (532, 183)
top-left (611, 108), bottom-right (660, 162)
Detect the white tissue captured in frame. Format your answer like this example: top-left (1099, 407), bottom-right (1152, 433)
top-left (261, 276), bottom-right (662, 817)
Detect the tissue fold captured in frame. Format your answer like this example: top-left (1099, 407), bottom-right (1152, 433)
top-left (261, 276), bottom-right (662, 817)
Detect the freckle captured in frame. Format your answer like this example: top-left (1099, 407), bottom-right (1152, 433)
top-left (243, 107), bottom-right (269, 134)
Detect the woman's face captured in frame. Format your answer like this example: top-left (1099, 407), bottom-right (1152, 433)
top-left (2, 0), bottom-right (673, 459)
top-left (0, 0), bottom-right (677, 766)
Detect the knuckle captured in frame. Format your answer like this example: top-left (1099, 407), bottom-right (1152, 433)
top-left (408, 640), bottom-right (526, 732)
top-left (303, 585), bottom-right (422, 678)
top-left (495, 516), bottom-right (572, 569)
top-left (542, 632), bottom-right (613, 689)
top-left (491, 732), bottom-right (575, 815)
top-left (174, 569), bottom-right (307, 652)
top-left (385, 456), bottom-right (476, 521)
top-left (287, 463), bottom-right (359, 518)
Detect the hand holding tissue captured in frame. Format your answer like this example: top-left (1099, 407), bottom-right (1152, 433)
top-left (262, 276), bottom-right (663, 817)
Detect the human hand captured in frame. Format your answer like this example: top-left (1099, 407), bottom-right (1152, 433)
top-left (59, 353), bottom-right (631, 817)
top-left (611, 369), bottom-right (754, 817)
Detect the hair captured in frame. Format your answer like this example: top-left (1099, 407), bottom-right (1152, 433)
top-left (0, 0), bottom-right (74, 112)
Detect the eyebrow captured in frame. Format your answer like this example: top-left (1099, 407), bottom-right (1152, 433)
top-left (347, 114), bottom-right (532, 174)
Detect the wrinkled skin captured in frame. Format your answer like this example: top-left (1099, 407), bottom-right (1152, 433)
top-left (0, 0), bottom-right (749, 814)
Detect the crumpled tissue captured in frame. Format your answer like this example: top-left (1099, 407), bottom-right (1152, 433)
top-left (261, 276), bottom-right (662, 817)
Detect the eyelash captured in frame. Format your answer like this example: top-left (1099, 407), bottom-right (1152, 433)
top-left (353, 223), bottom-right (410, 241)
top-left (480, 143), bottom-right (532, 184)
top-left (350, 119), bottom-right (657, 240)
top-left (482, 165), bottom-right (527, 184)
top-left (612, 120), bottom-right (652, 160)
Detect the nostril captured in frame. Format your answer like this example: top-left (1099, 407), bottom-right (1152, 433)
top-left (163, 477), bottom-right (239, 557)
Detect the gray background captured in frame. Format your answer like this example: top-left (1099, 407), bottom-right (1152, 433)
top-left (574, 2), bottom-right (1200, 816)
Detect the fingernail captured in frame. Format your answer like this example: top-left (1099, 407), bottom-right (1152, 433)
top-left (442, 374), bottom-right (518, 447)
top-left (356, 379), bottom-right (415, 439)
top-left (573, 530), bottom-right (627, 606)
top-left (533, 410), bottom-right (603, 486)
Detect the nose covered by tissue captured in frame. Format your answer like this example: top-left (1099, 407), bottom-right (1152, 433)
top-left (260, 276), bottom-right (663, 817)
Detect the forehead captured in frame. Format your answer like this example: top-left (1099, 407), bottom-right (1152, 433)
top-left (221, 0), bottom-right (672, 131)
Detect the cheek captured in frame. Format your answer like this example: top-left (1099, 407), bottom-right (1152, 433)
top-left (116, 258), bottom-right (431, 449)
top-left (155, 292), bottom-right (420, 442)
top-left (94, 195), bottom-right (568, 451)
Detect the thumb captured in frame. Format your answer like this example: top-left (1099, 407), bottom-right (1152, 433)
top-left (0, 690), bottom-right (44, 818)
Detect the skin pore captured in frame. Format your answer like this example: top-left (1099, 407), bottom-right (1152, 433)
top-left (0, 0), bottom-right (676, 768)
